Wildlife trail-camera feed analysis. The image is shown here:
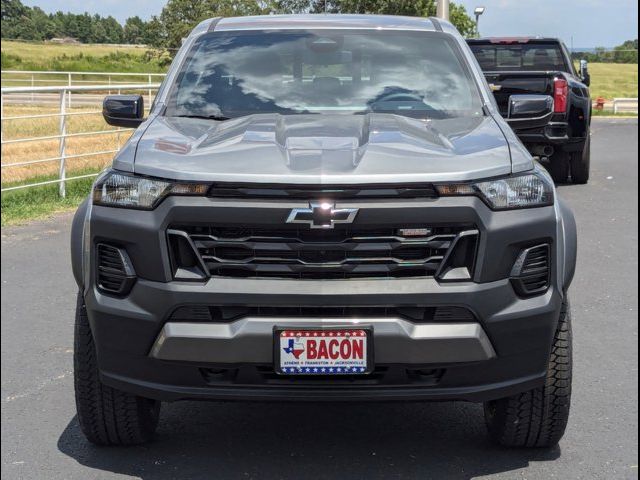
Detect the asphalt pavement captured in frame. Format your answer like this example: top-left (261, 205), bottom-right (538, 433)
top-left (1, 118), bottom-right (638, 480)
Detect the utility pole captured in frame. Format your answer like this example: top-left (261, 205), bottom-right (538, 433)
top-left (474, 7), bottom-right (485, 38)
top-left (436, 0), bottom-right (450, 20)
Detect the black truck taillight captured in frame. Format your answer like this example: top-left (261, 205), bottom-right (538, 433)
top-left (553, 78), bottom-right (568, 113)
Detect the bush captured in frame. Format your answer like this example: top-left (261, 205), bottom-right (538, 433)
top-left (1, 51), bottom-right (23, 69)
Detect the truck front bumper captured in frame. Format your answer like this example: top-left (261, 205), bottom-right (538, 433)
top-left (86, 276), bottom-right (562, 403)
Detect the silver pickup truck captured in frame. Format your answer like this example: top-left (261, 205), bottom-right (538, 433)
top-left (71, 14), bottom-right (577, 448)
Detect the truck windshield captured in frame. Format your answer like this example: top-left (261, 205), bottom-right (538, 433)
top-left (469, 42), bottom-right (569, 72)
top-left (165, 30), bottom-right (483, 120)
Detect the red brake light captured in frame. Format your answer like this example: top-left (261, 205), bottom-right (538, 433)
top-left (554, 78), bottom-right (568, 113)
top-left (489, 37), bottom-right (531, 44)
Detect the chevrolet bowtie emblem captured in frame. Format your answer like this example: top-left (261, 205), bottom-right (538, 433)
top-left (286, 202), bottom-right (359, 229)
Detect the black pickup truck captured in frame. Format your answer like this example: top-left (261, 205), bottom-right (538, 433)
top-left (468, 37), bottom-right (592, 184)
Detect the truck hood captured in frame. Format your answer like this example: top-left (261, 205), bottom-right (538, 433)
top-left (130, 113), bottom-right (514, 184)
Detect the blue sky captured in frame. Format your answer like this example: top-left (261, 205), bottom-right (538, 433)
top-left (456, 0), bottom-right (638, 48)
top-left (21, 0), bottom-right (639, 48)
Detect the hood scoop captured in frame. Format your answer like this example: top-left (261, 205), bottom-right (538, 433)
top-left (275, 114), bottom-right (371, 169)
top-left (283, 136), bottom-right (362, 170)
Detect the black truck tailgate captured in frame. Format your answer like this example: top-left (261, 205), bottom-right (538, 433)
top-left (483, 71), bottom-right (557, 116)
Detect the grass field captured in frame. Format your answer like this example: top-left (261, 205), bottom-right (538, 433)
top-left (587, 63), bottom-right (638, 100)
top-left (1, 172), bottom-right (96, 225)
top-left (1, 103), bottom-right (132, 225)
top-left (1, 104), bottom-right (131, 184)
top-left (1, 40), bottom-right (168, 76)
top-left (2, 40), bottom-right (149, 61)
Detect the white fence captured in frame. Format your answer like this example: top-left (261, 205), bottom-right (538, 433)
top-left (1, 70), bottom-right (166, 88)
top-left (613, 98), bottom-right (639, 114)
top-left (1, 83), bottom-right (160, 197)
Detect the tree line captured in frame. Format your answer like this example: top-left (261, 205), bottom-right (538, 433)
top-left (151, 0), bottom-right (476, 50)
top-left (1, 0), bottom-right (154, 44)
top-left (572, 40), bottom-right (638, 64)
top-left (1, 0), bottom-right (476, 50)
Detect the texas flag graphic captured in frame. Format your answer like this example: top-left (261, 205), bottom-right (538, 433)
top-left (282, 338), bottom-right (305, 359)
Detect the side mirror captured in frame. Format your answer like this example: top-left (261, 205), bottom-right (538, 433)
top-left (580, 59), bottom-right (591, 87)
top-left (506, 94), bottom-right (554, 130)
top-left (103, 95), bottom-right (145, 128)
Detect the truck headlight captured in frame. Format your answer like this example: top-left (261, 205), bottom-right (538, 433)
top-left (93, 171), bottom-right (209, 209)
top-left (436, 171), bottom-right (554, 210)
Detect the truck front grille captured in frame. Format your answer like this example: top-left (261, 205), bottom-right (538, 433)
top-left (208, 183), bottom-right (439, 199)
top-left (169, 225), bottom-right (477, 280)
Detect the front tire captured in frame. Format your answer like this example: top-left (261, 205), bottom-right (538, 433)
top-left (74, 291), bottom-right (160, 446)
top-left (484, 298), bottom-right (572, 448)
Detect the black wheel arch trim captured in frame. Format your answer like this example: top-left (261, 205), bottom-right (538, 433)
top-left (557, 197), bottom-right (577, 291)
top-left (71, 197), bottom-right (90, 289)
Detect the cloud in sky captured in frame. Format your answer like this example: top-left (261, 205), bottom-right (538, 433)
top-left (21, 0), bottom-right (639, 48)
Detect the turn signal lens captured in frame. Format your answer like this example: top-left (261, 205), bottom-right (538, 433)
top-left (435, 184), bottom-right (475, 196)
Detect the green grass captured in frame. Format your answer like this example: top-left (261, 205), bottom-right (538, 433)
top-left (586, 63), bottom-right (638, 100)
top-left (592, 109), bottom-right (638, 117)
top-left (1, 40), bottom-right (169, 74)
top-left (1, 169), bottom-right (97, 226)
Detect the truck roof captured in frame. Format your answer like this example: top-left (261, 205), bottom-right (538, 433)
top-left (199, 14), bottom-right (451, 34)
top-left (467, 37), bottom-right (562, 44)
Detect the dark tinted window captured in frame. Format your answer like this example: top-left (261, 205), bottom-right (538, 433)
top-left (470, 43), bottom-right (568, 72)
top-left (165, 30), bottom-right (483, 120)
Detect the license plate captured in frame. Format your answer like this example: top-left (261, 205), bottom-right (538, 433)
top-left (275, 328), bottom-right (372, 375)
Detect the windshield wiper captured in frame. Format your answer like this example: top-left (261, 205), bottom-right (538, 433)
top-left (172, 114), bottom-right (231, 121)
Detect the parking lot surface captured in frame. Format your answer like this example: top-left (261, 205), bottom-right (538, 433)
top-left (1, 118), bottom-right (638, 479)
